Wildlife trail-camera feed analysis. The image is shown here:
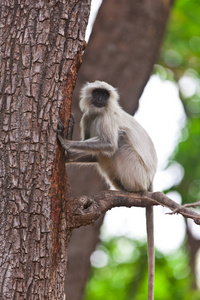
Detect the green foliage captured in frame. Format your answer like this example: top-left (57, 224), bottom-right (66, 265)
top-left (159, 0), bottom-right (200, 77)
top-left (167, 116), bottom-right (200, 204)
top-left (159, 0), bottom-right (200, 206)
top-left (83, 237), bottom-right (200, 300)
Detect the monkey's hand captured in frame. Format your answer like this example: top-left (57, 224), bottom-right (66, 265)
top-left (57, 118), bottom-right (65, 138)
top-left (57, 118), bottom-right (72, 154)
top-left (67, 113), bottom-right (75, 140)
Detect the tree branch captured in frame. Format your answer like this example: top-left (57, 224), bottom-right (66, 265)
top-left (67, 190), bottom-right (200, 228)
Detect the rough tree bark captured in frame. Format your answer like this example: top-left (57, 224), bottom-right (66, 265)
top-left (0, 1), bottom-right (91, 299)
top-left (65, 0), bottom-right (174, 299)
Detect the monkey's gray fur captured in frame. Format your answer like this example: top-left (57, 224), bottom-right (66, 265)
top-left (57, 80), bottom-right (157, 300)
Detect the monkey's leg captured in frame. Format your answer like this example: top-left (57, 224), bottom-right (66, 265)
top-left (66, 150), bottom-right (98, 164)
top-left (146, 206), bottom-right (154, 300)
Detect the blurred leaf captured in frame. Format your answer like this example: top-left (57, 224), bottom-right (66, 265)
top-left (83, 237), bottom-right (200, 300)
top-left (160, 0), bottom-right (200, 77)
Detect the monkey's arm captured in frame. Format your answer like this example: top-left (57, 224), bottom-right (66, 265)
top-left (57, 118), bottom-right (99, 162)
top-left (58, 134), bottom-right (114, 153)
top-left (57, 117), bottom-right (114, 153)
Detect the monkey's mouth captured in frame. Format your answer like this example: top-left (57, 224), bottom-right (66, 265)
top-left (92, 99), bottom-right (107, 108)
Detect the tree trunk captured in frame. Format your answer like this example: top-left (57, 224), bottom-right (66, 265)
top-left (65, 0), bottom-right (174, 299)
top-left (0, 1), bottom-right (91, 299)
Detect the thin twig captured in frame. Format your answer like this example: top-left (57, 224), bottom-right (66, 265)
top-left (182, 201), bottom-right (200, 208)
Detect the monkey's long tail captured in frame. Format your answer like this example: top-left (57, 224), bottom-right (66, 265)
top-left (146, 206), bottom-right (154, 300)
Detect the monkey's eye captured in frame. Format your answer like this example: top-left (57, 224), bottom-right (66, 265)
top-left (91, 88), bottom-right (110, 108)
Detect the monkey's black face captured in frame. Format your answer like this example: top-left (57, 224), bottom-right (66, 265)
top-left (91, 88), bottom-right (110, 108)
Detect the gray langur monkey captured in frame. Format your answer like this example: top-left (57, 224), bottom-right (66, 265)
top-left (57, 81), bottom-right (157, 300)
